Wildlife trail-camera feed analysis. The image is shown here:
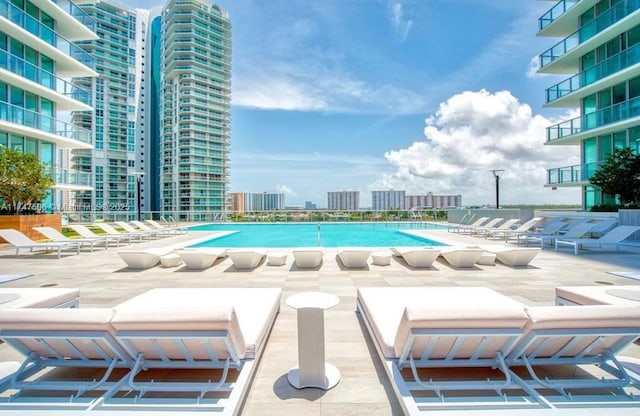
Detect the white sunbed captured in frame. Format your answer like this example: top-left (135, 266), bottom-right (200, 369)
top-left (67, 224), bottom-right (131, 247)
top-left (474, 218), bottom-right (520, 238)
top-left (145, 219), bottom-right (188, 234)
top-left (555, 285), bottom-right (640, 306)
top-left (227, 249), bottom-right (267, 270)
top-left (0, 228), bottom-right (80, 259)
top-left (131, 220), bottom-right (175, 236)
top-left (33, 226), bottom-right (109, 252)
top-left (438, 246), bottom-right (485, 268)
top-left (0, 287), bottom-right (80, 308)
top-left (114, 221), bottom-right (157, 240)
top-left (176, 247), bottom-right (227, 269)
top-left (486, 217), bottom-right (544, 241)
top-left (456, 217), bottom-right (495, 234)
top-left (480, 245), bottom-right (541, 267)
top-left (391, 247), bottom-right (441, 268)
top-left (337, 248), bottom-right (372, 268)
top-left (525, 221), bottom-right (597, 248)
top-left (292, 249), bottom-right (324, 269)
top-left (93, 222), bottom-right (145, 243)
top-left (514, 219), bottom-right (567, 246)
top-left (555, 225), bottom-right (640, 255)
top-left (117, 247), bottom-right (175, 269)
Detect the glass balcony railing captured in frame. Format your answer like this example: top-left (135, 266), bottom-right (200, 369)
top-left (546, 43), bottom-right (640, 103)
top-left (49, 0), bottom-right (97, 33)
top-left (547, 95), bottom-right (640, 141)
top-left (47, 166), bottom-right (92, 188)
top-left (547, 162), bottom-right (600, 185)
top-left (0, 50), bottom-right (91, 106)
top-left (540, 0), bottom-right (640, 68)
top-left (0, 100), bottom-right (92, 144)
top-left (539, 0), bottom-right (580, 31)
top-left (0, 0), bottom-right (95, 70)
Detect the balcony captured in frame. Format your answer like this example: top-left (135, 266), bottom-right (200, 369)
top-left (546, 95), bottom-right (640, 144)
top-left (48, 166), bottom-right (92, 190)
top-left (50, 0), bottom-right (97, 34)
top-left (539, 0), bottom-right (580, 32)
top-left (546, 162), bottom-right (600, 186)
top-left (0, 100), bottom-right (92, 149)
top-left (545, 42), bottom-right (640, 106)
top-left (539, 0), bottom-right (640, 72)
top-left (0, 0), bottom-right (96, 76)
top-left (0, 50), bottom-right (92, 110)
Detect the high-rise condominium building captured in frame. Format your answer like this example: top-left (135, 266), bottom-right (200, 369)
top-left (71, 1), bottom-right (146, 213)
top-left (405, 193), bottom-right (462, 209)
top-left (539, 0), bottom-right (640, 210)
top-left (1, 0), bottom-right (98, 210)
top-left (371, 190), bottom-right (405, 211)
top-left (229, 192), bottom-right (285, 212)
top-left (328, 191), bottom-right (360, 210)
top-left (160, 0), bottom-right (231, 220)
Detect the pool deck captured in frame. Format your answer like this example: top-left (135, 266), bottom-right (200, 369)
top-left (0, 226), bottom-right (639, 415)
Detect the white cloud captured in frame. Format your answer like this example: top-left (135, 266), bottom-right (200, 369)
top-left (276, 184), bottom-right (297, 196)
top-left (387, 1), bottom-right (413, 41)
top-left (372, 89), bottom-right (581, 205)
top-left (526, 55), bottom-right (544, 79)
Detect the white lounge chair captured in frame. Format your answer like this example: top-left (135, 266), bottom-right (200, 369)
top-left (439, 246), bottom-right (485, 268)
top-left (93, 222), bottom-right (145, 243)
top-left (176, 248), bottom-right (226, 269)
top-left (456, 217), bottom-right (494, 234)
top-left (475, 218), bottom-right (520, 238)
top-left (555, 285), bottom-right (640, 306)
top-left (337, 248), bottom-right (371, 268)
top-left (292, 249), bottom-right (324, 269)
top-left (227, 249), bottom-right (267, 270)
top-left (67, 224), bottom-right (131, 247)
top-left (482, 246), bottom-right (541, 267)
top-left (555, 225), bottom-right (640, 255)
top-left (114, 221), bottom-right (156, 240)
top-left (145, 219), bottom-right (187, 234)
top-left (33, 226), bottom-right (108, 252)
top-left (0, 228), bottom-right (80, 259)
top-left (486, 217), bottom-right (543, 241)
top-left (391, 247), bottom-right (440, 268)
top-left (515, 219), bottom-right (567, 246)
top-left (525, 221), bottom-right (596, 248)
top-left (0, 287), bottom-right (80, 308)
top-left (132, 220), bottom-right (174, 236)
top-left (117, 247), bottom-right (174, 269)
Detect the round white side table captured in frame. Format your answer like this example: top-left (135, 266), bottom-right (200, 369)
top-left (286, 291), bottom-right (340, 390)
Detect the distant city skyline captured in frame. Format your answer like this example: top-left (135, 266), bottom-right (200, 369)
top-left (118, 0), bottom-right (582, 207)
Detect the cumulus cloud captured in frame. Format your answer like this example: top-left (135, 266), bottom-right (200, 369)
top-left (526, 55), bottom-right (543, 79)
top-left (387, 1), bottom-right (413, 41)
top-left (276, 184), bottom-right (297, 197)
top-left (372, 89), bottom-right (580, 205)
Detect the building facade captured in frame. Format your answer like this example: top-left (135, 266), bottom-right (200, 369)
top-left (405, 193), bottom-right (462, 209)
top-left (327, 191), bottom-right (359, 210)
top-left (160, 0), bottom-right (231, 221)
top-left (71, 1), bottom-right (145, 213)
top-left (0, 0), bottom-right (98, 210)
top-left (229, 192), bottom-right (285, 212)
top-left (371, 190), bottom-right (405, 211)
top-left (539, 0), bottom-right (640, 209)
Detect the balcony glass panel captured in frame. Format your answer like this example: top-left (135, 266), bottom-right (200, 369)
top-left (0, 50), bottom-right (91, 105)
top-left (0, 100), bottom-right (92, 144)
top-left (547, 95), bottom-right (640, 141)
top-left (49, 0), bottom-right (97, 33)
top-left (46, 166), bottom-right (92, 187)
top-left (539, 0), bottom-right (580, 31)
top-left (546, 43), bottom-right (640, 103)
top-left (540, 0), bottom-right (640, 68)
top-left (547, 162), bottom-right (600, 184)
top-left (0, 0), bottom-right (95, 69)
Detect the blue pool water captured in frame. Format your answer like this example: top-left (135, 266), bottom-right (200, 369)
top-left (188, 222), bottom-right (447, 248)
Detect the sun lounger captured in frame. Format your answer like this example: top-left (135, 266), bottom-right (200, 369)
top-left (131, 220), bottom-right (174, 236)
top-left (0, 288), bottom-right (80, 308)
top-left (144, 219), bottom-right (188, 234)
top-left (117, 247), bottom-right (174, 269)
top-left (337, 248), bottom-right (372, 268)
top-left (457, 217), bottom-right (497, 234)
top-left (486, 217), bottom-right (544, 241)
top-left (555, 285), bottom-right (640, 306)
top-left (33, 226), bottom-right (108, 252)
top-left (114, 221), bottom-right (157, 240)
top-left (0, 228), bottom-right (80, 259)
top-left (555, 225), bottom-right (640, 255)
top-left (481, 246), bottom-right (541, 267)
top-left (176, 247), bottom-right (226, 269)
top-left (93, 222), bottom-right (145, 243)
top-left (524, 221), bottom-right (596, 248)
top-left (227, 249), bottom-right (267, 270)
top-left (475, 218), bottom-right (520, 238)
top-left (292, 249), bottom-right (324, 269)
top-left (391, 247), bottom-right (440, 268)
top-left (438, 246), bottom-right (485, 268)
top-left (67, 224), bottom-right (131, 247)
top-left (514, 219), bottom-right (566, 246)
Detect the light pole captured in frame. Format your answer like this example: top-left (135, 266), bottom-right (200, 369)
top-left (491, 169), bottom-right (505, 209)
top-left (132, 171), bottom-right (145, 221)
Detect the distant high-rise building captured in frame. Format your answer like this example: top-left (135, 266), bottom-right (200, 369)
top-left (229, 192), bottom-right (285, 211)
top-left (305, 201), bottom-right (317, 210)
top-left (372, 190), bottom-right (406, 211)
top-left (1, 0), bottom-right (98, 210)
top-left (538, 1), bottom-right (640, 209)
top-left (159, 0), bottom-right (231, 220)
top-left (405, 193), bottom-right (462, 209)
top-left (327, 191), bottom-right (359, 210)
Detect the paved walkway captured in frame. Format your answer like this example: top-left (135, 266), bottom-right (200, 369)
top-left (0, 227), bottom-right (639, 415)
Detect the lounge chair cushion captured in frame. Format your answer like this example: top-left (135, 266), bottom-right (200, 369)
top-left (357, 287), bottom-right (527, 359)
top-left (394, 305), bottom-right (529, 359)
top-left (0, 288), bottom-right (79, 308)
top-left (556, 286), bottom-right (640, 306)
top-left (111, 307), bottom-right (247, 360)
top-left (523, 305), bottom-right (640, 357)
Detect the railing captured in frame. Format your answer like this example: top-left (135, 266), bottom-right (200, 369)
top-left (0, 100), bottom-right (92, 144)
top-left (0, 0), bottom-right (95, 70)
top-left (47, 166), bottom-right (92, 188)
top-left (539, 0), bottom-right (580, 31)
top-left (49, 0), bottom-right (97, 33)
top-left (539, 0), bottom-right (640, 68)
top-left (546, 42), bottom-right (640, 103)
top-left (547, 162), bottom-right (600, 185)
top-left (0, 50), bottom-right (91, 105)
top-left (547, 95), bottom-right (640, 141)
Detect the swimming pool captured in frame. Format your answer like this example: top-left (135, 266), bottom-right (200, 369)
top-left (188, 222), bottom-right (447, 248)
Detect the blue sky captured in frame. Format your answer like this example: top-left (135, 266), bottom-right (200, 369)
top-left (132, 0), bottom-right (581, 207)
